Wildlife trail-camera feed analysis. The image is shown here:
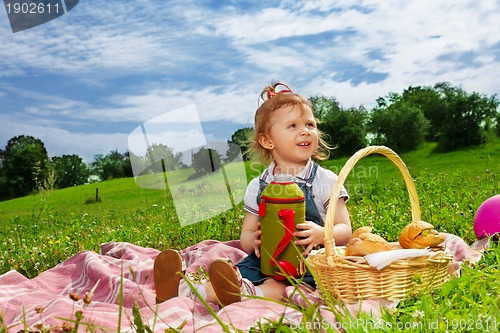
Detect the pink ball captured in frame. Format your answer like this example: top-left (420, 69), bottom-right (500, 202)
top-left (474, 194), bottom-right (500, 239)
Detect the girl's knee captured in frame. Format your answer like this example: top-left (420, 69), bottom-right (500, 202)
top-left (261, 279), bottom-right (287, 300)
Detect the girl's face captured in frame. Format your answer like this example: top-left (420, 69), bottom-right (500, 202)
top-left (259, 104), bottom-right (319, 171)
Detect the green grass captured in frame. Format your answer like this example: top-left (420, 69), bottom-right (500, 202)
top-left (0, 161), bottom-right (258, 222)
top-left (0, 140), bottom-right (499, 332)
top-left (0, 177), bottom-right (164, 221)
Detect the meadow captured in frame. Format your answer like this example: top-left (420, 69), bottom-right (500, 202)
top-left (0, 141), bottom-right (499, 332)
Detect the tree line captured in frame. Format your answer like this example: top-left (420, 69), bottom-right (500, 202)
top-left (0, 138), bottom-right (134, 200)
top-left (1, 82), bottom-right (498, 201)
top-left (232, 82), bottom-right (499, 159)
top-left (0, 138), bottom-right (232, 200)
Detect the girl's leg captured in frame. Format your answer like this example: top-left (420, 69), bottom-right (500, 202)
top-left (197, 282), bottom-right (218, 303)
top-left (153, 251), bottom-right (226, 304)
top-left (155, 254), bottom-right (279, 306)
top-left (258, 278), bottom-right (287, 301)
top-left (208, 259), bottom-right (257, 307)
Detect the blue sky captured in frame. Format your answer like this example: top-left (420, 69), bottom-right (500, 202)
top-left (1, 0), bottom-right (499, 162)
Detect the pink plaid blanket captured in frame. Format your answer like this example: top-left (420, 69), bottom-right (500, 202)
top-left (0, 235), bottom-right (487, 332)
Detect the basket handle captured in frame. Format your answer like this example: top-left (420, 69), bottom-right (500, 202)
top-left (324, 146), bottom-right (421, 261)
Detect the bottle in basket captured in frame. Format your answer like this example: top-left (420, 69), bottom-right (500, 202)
top-left (259, 174), bottom-right (306, 281)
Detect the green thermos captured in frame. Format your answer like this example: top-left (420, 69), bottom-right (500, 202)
top-left (259, 174), bottom-right (306, 281)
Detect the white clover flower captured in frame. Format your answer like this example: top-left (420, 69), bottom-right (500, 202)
top-left (412, 310), bottom-right (424, 320)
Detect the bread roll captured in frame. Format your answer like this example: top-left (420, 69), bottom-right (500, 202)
top-left (345, 226), bottom-right (392, 256)
top-left (399, 220), bottom-right (445, 249)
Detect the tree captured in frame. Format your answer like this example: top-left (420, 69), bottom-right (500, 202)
top-left (225, 141), bottom-right (242, 163)
top-left (399, 86), bottom-right (444, 141)
top-left (369, 100), bottom-right (429, 152)
top-left (433, 82), bottom-right (499, 151)
top-left (51, 154), bottom-right (89, 189)
top-left (370, 83), bottom-right (499, 152)
top-left (309, 96), bottom-right (368, 157)
top-left (0, 135), bottom-right (50, 199)
top-left (0, 148), bottom-right (6, 199)
top-left (90, 150), bottom-right (131, 181)
top-left (229, 127), bottom-right (253, 161)
top-left (191, 147), bottom-right (222, 176)
top-left (0, 148), bottom-right (4, 170)
top-left (145, 144), bottom-right (184, 172)
top-left (496, 112), bottom-right (500, 137)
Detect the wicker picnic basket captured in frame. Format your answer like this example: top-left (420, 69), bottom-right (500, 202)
top-left (307, 146), bottom-right (452, 303)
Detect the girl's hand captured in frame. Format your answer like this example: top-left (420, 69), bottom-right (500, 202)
top-left (240, 212), bottom-right (262, 256)
top-left (294, 221), bottom-right (324, 255)
top-left (253, 222), bottom-right (262, 258)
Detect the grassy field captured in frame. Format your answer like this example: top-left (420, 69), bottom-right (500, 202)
top-left (0, 141), bottom-right (499, 332)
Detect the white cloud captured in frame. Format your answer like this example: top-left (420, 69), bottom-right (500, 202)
top-left (0, 112), bottom-right (127, 162)
top-left (18, 84), bottom-right (257, 125)
top-left (305, 1), bottom-right (500, 105)
top-left (200, 7), bottom-right (362, 46)
top-left (0, 1), bottom-right (202, 78)
top-left (1, 0), bottom-right (499, 163)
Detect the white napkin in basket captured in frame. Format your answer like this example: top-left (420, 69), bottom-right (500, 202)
top-left (364, 248), bottom-right (431, 270)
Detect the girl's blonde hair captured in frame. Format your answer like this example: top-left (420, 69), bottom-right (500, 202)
top-left (247, 82), bottom-right (330, 163)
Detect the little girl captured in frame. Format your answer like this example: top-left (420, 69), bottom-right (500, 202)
top-left (154, 82), bottom-right (352, 306)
